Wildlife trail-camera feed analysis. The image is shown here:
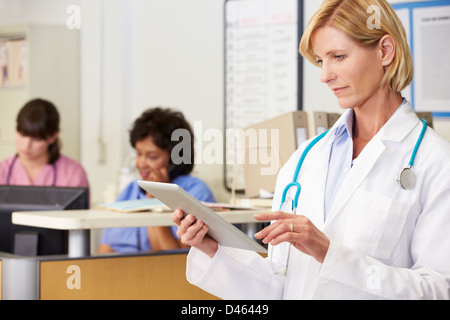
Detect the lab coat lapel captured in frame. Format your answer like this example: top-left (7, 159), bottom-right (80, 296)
top-left (326, 137), bottom-right (385, 224)
top-left (304, 112), bottom-right (348, 228)
top-left (324, 101), bottom-right (419, 226)
top-left (308, 140), bottom-right (333, 228)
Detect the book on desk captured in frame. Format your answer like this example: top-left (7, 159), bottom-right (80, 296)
top-left (97, 198), bottom-right (170, 213)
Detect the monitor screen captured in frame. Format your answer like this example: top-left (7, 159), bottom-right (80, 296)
top-left (0, 185), bottom-right (89, 256)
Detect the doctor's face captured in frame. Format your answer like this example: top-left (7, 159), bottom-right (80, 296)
top-left (311, 26), bottom-right (385, 110)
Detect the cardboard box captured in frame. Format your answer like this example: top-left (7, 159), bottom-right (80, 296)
top-left (243, 111), bottom-right (309, 197)
top-left (307, 111), bottom-right (329, 137)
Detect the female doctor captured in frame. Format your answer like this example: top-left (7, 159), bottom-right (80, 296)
top-left (172, 0), bottom-right (450, 299)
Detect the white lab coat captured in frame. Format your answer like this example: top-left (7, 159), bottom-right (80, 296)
top-left (186, 102), bottom-right (450, 299)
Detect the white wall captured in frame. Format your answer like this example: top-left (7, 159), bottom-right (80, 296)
top-left (78, 0), bottom-right (228, 204)
top-left (0, 0), bottom-right (81, 162)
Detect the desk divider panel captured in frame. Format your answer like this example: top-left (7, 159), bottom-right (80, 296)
top-left (40, 251), bottom-right (218, 300)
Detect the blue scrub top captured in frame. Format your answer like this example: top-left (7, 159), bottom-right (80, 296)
top-left (100, 175), bottom-right (216, 253)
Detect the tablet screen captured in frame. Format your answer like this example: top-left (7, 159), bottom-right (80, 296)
top-left (137, 180), bottom-right (267, 253)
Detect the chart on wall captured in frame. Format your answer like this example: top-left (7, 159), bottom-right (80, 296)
top-left (392, 0), bottom-right (450, 117)
top-left (224, 0), bottom-right (303, 191)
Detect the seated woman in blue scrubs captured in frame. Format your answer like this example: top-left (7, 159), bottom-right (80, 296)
top-left (98, 108), bottom-right (215, 253)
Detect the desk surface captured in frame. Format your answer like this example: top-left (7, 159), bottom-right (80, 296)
top-left (12, 209), bottom-right (267, 230)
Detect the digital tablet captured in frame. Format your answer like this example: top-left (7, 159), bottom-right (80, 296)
top-left (137, 180), bottom-right (267, 253)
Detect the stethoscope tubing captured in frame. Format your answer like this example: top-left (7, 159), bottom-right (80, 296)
top-left (281, 119), bottom-right (427, 209)
top-left (281, 130), bottom-right (329, 210)
top-left (409, 119), bottom-right (427, 167)
top-left (272, 118), bottom-right (427, 275)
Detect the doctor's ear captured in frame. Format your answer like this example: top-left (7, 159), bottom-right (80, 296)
top-left (378, 34), bottom-right (396, 68)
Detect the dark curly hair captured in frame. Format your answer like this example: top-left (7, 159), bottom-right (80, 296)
top-left (16, 98), bottom-right (61, 164)
top-left (129, 107), bottom-right (194, 179)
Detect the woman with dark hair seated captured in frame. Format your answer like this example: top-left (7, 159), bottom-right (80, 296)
top-left (98, 107), bottom-right (215, 253)
top-left (0, 98), bottom-right (89, 188)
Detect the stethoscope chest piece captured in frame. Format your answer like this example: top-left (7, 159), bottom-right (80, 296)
top-left (397, 166), bottom-right (416, 190)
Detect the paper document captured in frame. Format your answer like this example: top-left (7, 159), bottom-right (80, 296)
top-left (413, 5), bottom-right (450, 112)
top-left (97, 198), bottom-right (170, 213)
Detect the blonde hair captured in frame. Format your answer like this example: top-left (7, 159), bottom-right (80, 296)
top-left (299, 0), bottom-right (413, 93)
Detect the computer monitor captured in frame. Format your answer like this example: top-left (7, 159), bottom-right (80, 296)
top-left (0, 185), bottom-right (89, 256)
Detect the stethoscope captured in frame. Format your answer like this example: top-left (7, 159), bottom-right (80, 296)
top-left (270, 118), bottom-right (428, 275)
top-left (6, 154), bottom-right (57, 186)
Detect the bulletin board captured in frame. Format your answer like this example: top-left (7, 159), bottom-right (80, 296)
top-left (0, 36), bottom-right (27, 88)
top-left (392, 0), bottom-right (450, 117)
top-left (224, 0), bottom-right (303, 191)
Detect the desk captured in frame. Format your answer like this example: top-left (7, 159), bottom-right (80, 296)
top-left (39, 251), bottom-right (219, 300)
top-left (12, 209), bottom-right (266, 257)
top-left (1, 250), bottom-right (219, 300)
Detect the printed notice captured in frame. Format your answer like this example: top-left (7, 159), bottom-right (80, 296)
top-left (413, 5), bottom-right (450, 112)
top-left (225, 0), bottom-right (300, 190)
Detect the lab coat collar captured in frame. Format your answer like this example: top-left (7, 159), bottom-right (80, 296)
top-left (328, 100), bottom-right (419, 144)
top-left (374, 100), bottom-right (420, 143)
top-left (321, 100), bottom-right (419, 226)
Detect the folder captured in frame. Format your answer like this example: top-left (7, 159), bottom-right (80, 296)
top-left (243, 111), bottom-right (309, 198)
top-left (307, 111), bottom-right (329, 137)
top-left (327, 112), bottom-right (341, 128)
